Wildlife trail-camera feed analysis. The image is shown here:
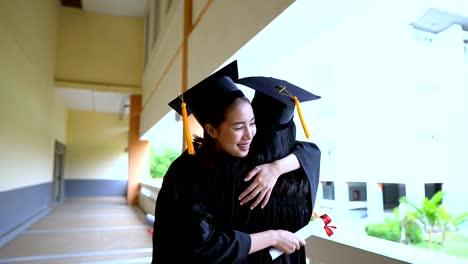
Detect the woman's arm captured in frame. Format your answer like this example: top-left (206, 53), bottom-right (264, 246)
top-left (290, 141), bottom-right (321, 210)
top-left (189, 161), bottom-right (304, 262)
top-left (239, 153), bottom-right (300, 209)
top-left (191, 191), bottom-right (304, 262)
top-left (250, 230), bottom-right (305, 255)
top-left (239, 141), bottom-right (320, 209)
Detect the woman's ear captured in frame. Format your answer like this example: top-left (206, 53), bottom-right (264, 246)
top-left (205, 124), bottom-right (217, 139)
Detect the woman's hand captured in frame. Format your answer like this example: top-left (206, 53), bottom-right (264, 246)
top-left (271, 230), bottom-right (305, 255)
top-left (239, 162), bottom-right (281, 209)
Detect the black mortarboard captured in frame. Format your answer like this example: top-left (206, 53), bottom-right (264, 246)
top-left (236, 77), bottom-right (320, 139)
top-left (168, 61), bottom-right (245, 154)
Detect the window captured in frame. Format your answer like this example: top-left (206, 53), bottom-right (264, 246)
top-left (322, 181), bottom-right (335, 200)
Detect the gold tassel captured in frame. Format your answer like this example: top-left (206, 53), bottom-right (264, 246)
top-left (292, 96), bottom-right (310, 139)
top-left (181, 102), bottom-right (195, 154)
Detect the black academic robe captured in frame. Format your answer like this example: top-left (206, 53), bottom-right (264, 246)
top-left (208, 120), bottom-right (321, 264)
top-left (152, 118), bottom-right (320, 264)
top-left (152, 152), bottom-right (251, 264)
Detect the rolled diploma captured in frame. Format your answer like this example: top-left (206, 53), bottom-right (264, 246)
top-left (269, 220), bottom-right (321, 260)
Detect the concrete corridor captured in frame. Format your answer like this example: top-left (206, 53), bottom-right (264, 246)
top-left (0, 198), bottom-right (153, 264)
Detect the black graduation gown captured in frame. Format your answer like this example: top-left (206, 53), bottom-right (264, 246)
top-left (208, 120), bottom-right (321, 264)
top-left (152, 152), bottom-right (251, 264)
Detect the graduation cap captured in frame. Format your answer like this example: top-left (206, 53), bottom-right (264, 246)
top-left (236, 77), bottom-right (320, 139)
top-left (168, 60), bottom-right (245, 154)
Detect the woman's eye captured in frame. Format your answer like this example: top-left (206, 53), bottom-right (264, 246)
top-left (249, 122), bottom-right (256, 126)
top-left (234, 126), bottom-right (243, 131)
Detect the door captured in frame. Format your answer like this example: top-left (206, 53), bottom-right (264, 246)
top-left (53, 141), bottom-right (66, 203)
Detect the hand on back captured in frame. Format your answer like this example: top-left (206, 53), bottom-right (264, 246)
top-left (239, 162), bottom-right (281, 209)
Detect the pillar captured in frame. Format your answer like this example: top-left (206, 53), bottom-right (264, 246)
top-left (128, 95), bottom-right (149, 205)
top-left (366, 182), bottom-right (384, 222)
top-left (334, 181), bottom-right (349, 217)
top-left (405, 182), bottom-right (426, 207)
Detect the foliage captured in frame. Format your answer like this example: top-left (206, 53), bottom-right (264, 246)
top-left (438, 206), bottom-right (452, 247)
top-left (367, 190), bottom-right (467, 258)
top-left (400, 191), bottom-right (445, 249)
top-left (452, 212), bottom-right (468, 231)
top-left (406, 220), bottom-right (423, 244)
top-left (366, 208), bottom-right (422, 244)
top-left (149, 147), bottom-right (180, 178)
top-left (365, 222), bottom-right (400, 242)
top-left (413, 231), bottom-right (468, 259)
top-left (394, 206), bottom-right (423, 244)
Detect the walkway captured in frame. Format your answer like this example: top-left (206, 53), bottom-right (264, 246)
top-left (0, 197), bottom-right (153, 264)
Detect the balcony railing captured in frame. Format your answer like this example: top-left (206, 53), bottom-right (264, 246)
top-left (139, 183), bottom-right (465, 264)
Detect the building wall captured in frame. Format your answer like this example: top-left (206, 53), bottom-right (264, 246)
top-left (0, 0), bottom-right (63, 191)
top-left (56, 7), bottom-right (144, 87)
top-left (140, 0), bottom-right (294, 136)
top-left (140, 0), bottom-right (183, 134)
top-left (65, 111), bottom-right (129, 197)
top-left (0, 0), bottom-right (64, 239)
top-left (53, 94), bottom-right (68, 144)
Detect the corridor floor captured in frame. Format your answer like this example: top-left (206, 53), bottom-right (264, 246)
top-left (0, 197), bottom-right (153, 264)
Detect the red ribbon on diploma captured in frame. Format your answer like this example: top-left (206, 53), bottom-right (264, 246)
top-left (319, 214), bottom-right (336, 237)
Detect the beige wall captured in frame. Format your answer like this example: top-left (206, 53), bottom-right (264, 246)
top-left (56, 7), bottom-right (144, 87)
top-left (188, 0), bottom-right (294, 87)
top-left (141, 1), bottom-right (184, 134)
top-left (140, 0), bottom-right (294, 137)
top-left (53, 93), bottom-right (68, 144)
top-left (0, 0), bottom-right (65, 191)
top-left (66, 111), bottom-right (129, 180)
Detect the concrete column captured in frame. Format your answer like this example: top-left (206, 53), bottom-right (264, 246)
top-left (405, 182), bottom-right (425, 206)
top-left (315, 181), bottom-right (324, 208)
top-left (366, 182), bottom-right (384, 222)
top-left (334, 181), bottom-right (349, 217)
top-left (128, 95), bottom-right (149, 205)
top-left (442, 183), bottom-right (467, 216)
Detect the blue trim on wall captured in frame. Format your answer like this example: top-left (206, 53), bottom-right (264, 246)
top-left (0, 182), bottom-right (52, 240)
top-left (65, 179), bottom-right (128, 197)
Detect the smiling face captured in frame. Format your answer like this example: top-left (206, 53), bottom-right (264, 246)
top-left (205, 98), bottom-right (256, 158)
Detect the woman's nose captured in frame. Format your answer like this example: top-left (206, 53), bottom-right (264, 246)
top-left (243, 126), bottom-right (254, 140)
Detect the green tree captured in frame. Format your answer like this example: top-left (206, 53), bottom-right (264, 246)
top-left (150, 147), bottom-right (180, 178)
top-left (438, 206), bottom-right (452, 248)
top-left (396, 205), bottom-right (422, 244)
top-left (400, 191), bottom-right (444, 250)
top-left (451, 212), bottom-right (468, 231)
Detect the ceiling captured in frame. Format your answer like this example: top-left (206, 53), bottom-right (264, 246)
top-left (55, 87), bottom-right (130, 117)
top-left (81, 0), bottom-right (146, 17)
top-left (57, 0), bottom-right (146, 115)
top-left (60, 0), bottom-right (146, 17)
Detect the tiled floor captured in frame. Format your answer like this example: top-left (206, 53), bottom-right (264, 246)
top-left (0, 197), bottom-right (153, 264)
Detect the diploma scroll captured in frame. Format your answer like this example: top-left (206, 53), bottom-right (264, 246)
top-left (269, 214), bottom-right (336, 260)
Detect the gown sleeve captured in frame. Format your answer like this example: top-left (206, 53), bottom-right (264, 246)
top-left (190, 188), bottom-right (251, 263)
top-left (152, 152), bottom-right (251, 264)
top-left (290, 141), bottom-right (321, 211)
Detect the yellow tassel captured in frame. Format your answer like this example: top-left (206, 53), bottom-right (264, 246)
top-left (292, 96), bottom-right (310, 139)
top-left (181, 102), bottom-right (195, 154)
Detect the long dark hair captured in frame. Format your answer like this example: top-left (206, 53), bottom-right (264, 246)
top-left (249, 92), bottom-right (310, 196)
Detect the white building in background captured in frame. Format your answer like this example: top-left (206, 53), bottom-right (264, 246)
top-left (312, 7), bottom-right (468, 220)
top-left (230, 0), bottom-right (468, 222)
